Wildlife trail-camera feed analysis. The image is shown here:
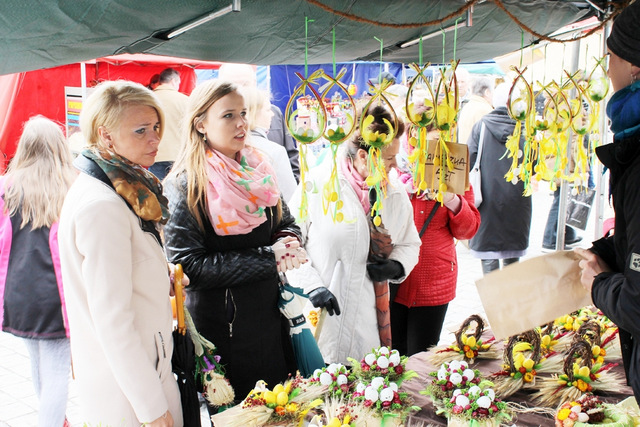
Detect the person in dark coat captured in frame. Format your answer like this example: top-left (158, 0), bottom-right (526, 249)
top-left (576, 0), bottom-right (640, 405)
top-left (467, 83), bottom-right (532, 274)
top-left (163, 79), bottom-right (306, 418)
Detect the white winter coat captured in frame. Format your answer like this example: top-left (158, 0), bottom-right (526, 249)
top-left (287, 152), bottom-right (420, 364)
top-left (59, 173), bottom-right (182, 426)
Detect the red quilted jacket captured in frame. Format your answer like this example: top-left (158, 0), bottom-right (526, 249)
top-left (394, 188), bottom-right (480, 307)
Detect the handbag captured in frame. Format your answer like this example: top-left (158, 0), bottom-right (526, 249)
top-left (469, 122), bottom-right (486, 207)
top-left (565, 186), bottom-right (596, 231)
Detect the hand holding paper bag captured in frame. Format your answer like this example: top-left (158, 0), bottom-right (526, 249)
top-left (476, 250), bottom-right (593, 340)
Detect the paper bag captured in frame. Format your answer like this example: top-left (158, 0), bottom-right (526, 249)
top-left (475, 250), bottom-right (592, 340)
top-left (423, 140), bottom-right (469, 195)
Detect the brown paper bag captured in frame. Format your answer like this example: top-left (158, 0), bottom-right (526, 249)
top-left (475, 250), bottom-right (592, 340)
top-left (423, 140), bottom-right (469, 195)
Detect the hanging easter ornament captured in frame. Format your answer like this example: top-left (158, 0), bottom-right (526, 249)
top-left (360, 76), bottom-right (398, 227)
top-left (533, 83), bottom-right (562, 186)
top-left (547, 81), bottom-right (575, 189)
top-left (504, 66), bottom-right (535, 195)
top-left (405, 62), bottom-right (435, 195)
top-left (284, 69), bottom-right (327, 222)
top-left (318, 67), bottom-right (357, 223)
top-left (565, 71), bottom-right (595, 187)
top-left (430, 61), bottom-right (460, 203)
top-left (584, 55), bottom-right (610, 151)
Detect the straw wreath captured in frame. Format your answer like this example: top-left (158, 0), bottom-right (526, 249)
top-left (428, 315), bottom-right (500, 366)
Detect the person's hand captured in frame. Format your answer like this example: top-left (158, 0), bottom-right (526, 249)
top-left (145, 410), bottom-right (173, 427)
top-left (272, 236), bottom-right (307, 272)
top-left (168, 263), bottom-right (190, 297)
top-left (366, 259), bottom-right (405, 282)
top-left (308, 287), bottom-right (341, 316)
top-left (441, 192), bottom-right (456, 204)
top-left (575, 247), bottom-right (612, 292)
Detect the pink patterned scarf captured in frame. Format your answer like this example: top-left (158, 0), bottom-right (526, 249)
top-left (205, 146), bottom-right (280, 236)
top-left (340, 156), bottom-right (370, 215)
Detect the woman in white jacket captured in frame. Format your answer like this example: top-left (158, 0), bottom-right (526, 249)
top-left (59, 81), bottom-right (183, 427)
top-left (287, 106), bottom-right (420, 364)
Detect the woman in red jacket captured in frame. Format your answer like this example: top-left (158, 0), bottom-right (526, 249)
top-left (391, 176), bottom-right (481, 356)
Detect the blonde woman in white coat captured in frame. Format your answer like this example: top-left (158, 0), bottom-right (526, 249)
top-left (59, 81), bottom-right (183, 427)
top-left (287, 106), bottom-right (420, 364)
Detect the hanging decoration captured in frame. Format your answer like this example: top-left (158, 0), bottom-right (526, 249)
top-left (405, 62), bottom-right (435, 195)
top-left (284, 16), bottom-right (327, 222)
top-left (504, 55), bottom-right (609, 196)
top-left (430, 60), bottom-right (461, 203)
top-left (317, 29), bottom-right (357, 223)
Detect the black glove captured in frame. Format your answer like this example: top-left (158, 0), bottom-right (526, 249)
top-left (367, 259), bottom-right (404, 282)
top-left (308, 287), bottom-right (341, 316)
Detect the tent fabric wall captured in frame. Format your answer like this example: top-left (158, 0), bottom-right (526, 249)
top-left (0, 56), bottom-right (218, 166)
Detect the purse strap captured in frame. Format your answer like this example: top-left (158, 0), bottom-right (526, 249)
top-left (472, 122), bottom-right (486, 170)
top-left (419, 202), bottom-right (440, 238)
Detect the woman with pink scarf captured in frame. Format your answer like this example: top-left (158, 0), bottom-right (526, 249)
top-left (162, 80), bottom-right (308, 418)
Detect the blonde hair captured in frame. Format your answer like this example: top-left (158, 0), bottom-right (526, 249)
top-left (171, 79), bottom-right (281, 229)
top-left (4, 116), bottom-right (76, 229)
top-left (242, 87), bottom-right (269, 131)
top-left (80, 80), bottom-right (165, 149)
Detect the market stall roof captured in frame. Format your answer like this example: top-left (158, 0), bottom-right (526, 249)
top-left (0, 0), bottom-right (616, 76)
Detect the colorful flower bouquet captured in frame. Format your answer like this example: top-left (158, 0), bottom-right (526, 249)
top-left (444, 386), bottom-right (513, 427)
top-left (310, 363), bottom-right (355, 397)
top-left (211, 375), bottom-right (326, 427)
top-left (555, 394), bottom-right (635, 426)
top-left (351, 376), bottom-right (420, 424)
top-left (428, 315), bottom-right (499, 366)
top-left (423, 360), bottom-right (486, 403)
top-left (532, 339), bottom-right (624, 407)
top-left (347, 346), bottom-right (416, 384)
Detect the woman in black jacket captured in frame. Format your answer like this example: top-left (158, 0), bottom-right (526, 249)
top-left (577, 1), bottom-right (640, 405)
top-left (163, 80), bottom-right (307, 416)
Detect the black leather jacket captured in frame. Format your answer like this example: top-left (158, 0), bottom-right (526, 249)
top-left (162, 173), bottom-right (300, 398)
top-left (592, 131), bottom-right (640, 404)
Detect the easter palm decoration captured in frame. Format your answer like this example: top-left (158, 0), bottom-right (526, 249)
top-left (285, 69), bottom-right (328, 222)
top-left (405, 62), bottom-right (436, 195)
top-left (319, 67), bottom-right (357, 223)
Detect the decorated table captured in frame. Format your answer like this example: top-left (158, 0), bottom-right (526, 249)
top-left (402, 338), bottom-right (634, 426)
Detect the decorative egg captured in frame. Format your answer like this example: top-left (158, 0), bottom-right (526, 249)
top-left (452, 389), bottom-right (463, 397)
top-left (389, 351), bottom-right (401, 366)
top-left (364, 386), bottom-right (379, 402)
top-left (459, 361), bottom-right (468, 370)
top-left (449, 360), bottom-right (462, 371)
top-left (327, 363), bottom-right (340, 374)
top-left (336, 374), bottom-right (348, 386)
top-left (468, 385), bottom-right (481, 396)
top-left (377, 356), bottom-right (390, 369)
top-left (437, 367), bottom-right (447, 381)
top-left (578, 412), bottom-right (589, 423)
top-left (364, 353), bottom-right (376, 365)
top-left (371, 377), bottom-right (385, 389)
top-left (462, 369), bottom-right (475, 381)
top-left (379, 388), bottom-right (394, 402)
top-left (485, 389), bottom-right (495, 400)
top-left (477, 396), bottom-right (492, 409)
top-left (455, 394), bottom-right (470, 407)
top-left (355, 382), bottom-right (366, 393)
top-left (379, 346), bottom-right (390, 355)
top-left (571, 405), bottom-right (582, 414)
top-left (449, 373), bottom-right (463, 385)
top-left (389, 382), bottom-right (398, 392)
top-left (313, 369), bottom-right (322, 379)
top-left (319, 372), bottom-right (333, 386)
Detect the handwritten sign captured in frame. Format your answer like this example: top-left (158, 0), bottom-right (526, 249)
top-left (423, 140), bottom-right (469, 195)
